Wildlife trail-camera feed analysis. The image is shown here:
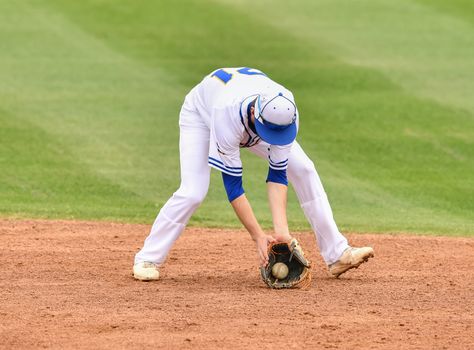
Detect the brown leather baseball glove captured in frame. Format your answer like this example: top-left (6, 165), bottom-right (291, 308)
top-left (260, 238), bottom-right (312, 289)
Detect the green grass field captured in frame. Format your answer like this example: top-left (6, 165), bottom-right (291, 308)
top-left (1, 0), bottom-right (473, 235)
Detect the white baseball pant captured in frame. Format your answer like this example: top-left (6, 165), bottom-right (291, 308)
top-left (134, 98), bottom-right (349, 266)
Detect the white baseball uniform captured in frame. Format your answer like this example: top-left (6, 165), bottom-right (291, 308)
top-left (135, 67), bottom-right (349, 266)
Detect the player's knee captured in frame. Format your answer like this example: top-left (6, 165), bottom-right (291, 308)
top-left (185, 187), bottom-right (208, 207)
top-left (290, 160), bottom-right (316, 180)
top-left (305, 161), bottom-right (317, 177)
top-left (187, 193), bottom-right (206, 207)
top-left (174, 184), bottom-right (208, 208)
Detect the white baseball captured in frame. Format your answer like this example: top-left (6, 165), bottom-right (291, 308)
top-left (272, 262), bottom-right (289, 279)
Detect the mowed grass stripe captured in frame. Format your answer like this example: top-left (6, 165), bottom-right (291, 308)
top-left (0, 1), bottom-right (185, 203)
top-left (221, 0), bottom-right (474, 115)
top-left (415, 0), bottom-right (474, 25)
top-left (1, 0), bottom-right (314, 228)
top-left (0, 0), bottom-right (472, 234)
top-left (0, 108), bottom-right (152, 221)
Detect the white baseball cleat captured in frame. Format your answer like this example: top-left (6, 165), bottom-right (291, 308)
top-left (133, 262), bottom-right (160, 281)
top-left (328, 246), bottom-right (374, 278)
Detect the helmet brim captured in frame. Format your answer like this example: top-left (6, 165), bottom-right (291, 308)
top-left (255, 119), bottom-right (297, 146)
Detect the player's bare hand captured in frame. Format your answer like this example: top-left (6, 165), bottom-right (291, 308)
top-left (255, 234), bottom-right (276, 267)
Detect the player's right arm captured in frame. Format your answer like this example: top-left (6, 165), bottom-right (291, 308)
top-left (226, 189), bottom-right (276, 266)
top-left (208, 106), bottom-right (275, 266)
top-left (216, 148), bottom-right (275, 267)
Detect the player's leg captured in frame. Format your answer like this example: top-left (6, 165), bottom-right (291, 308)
top-left (284, 142), bottom-right (349, 265)
top-left (286, 143), bottom-right (374, 276)
top-left (134, 100), bottom-right (211, 278)
top-left (253, 141), bottom-right (373, 275)
top-left (247, 142), bottom-right (348, 264)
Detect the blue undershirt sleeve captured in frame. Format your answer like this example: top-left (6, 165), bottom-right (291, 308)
top-left (266, 167), bottom-right (288, 186)
top-left (222, 172), bottom-right (245, 202)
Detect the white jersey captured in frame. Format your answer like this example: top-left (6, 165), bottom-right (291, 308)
top-left (188, 67), bottom-right (298, 177)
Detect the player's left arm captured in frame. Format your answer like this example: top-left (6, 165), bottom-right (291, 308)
top-left (267, 181), bottom-right (291, 240)
top-left (267, 169), bottom-right (292, 242)
top-left (267, 143), bottom-right (293, 242)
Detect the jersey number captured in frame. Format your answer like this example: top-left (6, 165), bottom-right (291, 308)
top-left (212, 67), bottom-right (266, 84)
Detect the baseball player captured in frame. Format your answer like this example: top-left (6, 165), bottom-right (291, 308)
top-left (133, 67), bottom-right (374, 281)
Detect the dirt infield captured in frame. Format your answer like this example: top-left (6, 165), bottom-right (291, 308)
top-left (0, 219), bottom-right (473, 349)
